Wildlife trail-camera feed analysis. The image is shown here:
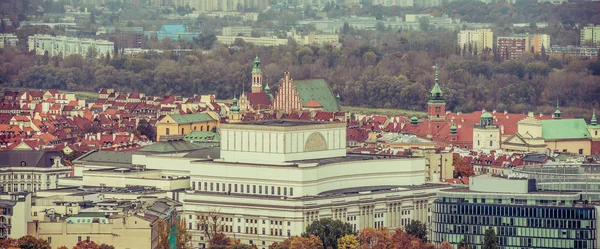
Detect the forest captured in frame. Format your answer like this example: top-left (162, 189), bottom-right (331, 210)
top-left (2, 36), bottom-right (599, 118)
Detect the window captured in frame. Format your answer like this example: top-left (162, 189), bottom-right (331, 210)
top-left (579, 149), bottom-right (584, 155)
top-left (290, 188), bottom-right (293, 196)
top-left (166, 128), bottom-right (170, 135)
top-left (278, 187), bottom-right (281, 195)
top-left (489, 141), bottom-right (493, 147)
top-left (47, 237), bottom-right (51, 243)
top-left (181, 128), bottom-right (184, 134)
top-left (78, 236), bottom-right (82, 242)
top-left (235, 184), bottom-right (238, 192)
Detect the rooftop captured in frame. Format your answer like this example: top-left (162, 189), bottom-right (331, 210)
top-left (225, 119), bottom-right (333, 127)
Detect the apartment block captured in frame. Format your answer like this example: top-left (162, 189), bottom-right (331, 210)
top-left (496, 34), bottom-right (550, 60)
top-left (175, 0), bottom-right (268, 12)
top-left (581, 24), bottom-right (600, 46)
top-left (216, 36), bottom-right (289, 47)
top-left (27, 34), bottom-right (114, 58)
top-left (222, 26), bottom-right (253, 37)
top-left (457, 29), bottom-right (494, 52)
top-left (371, 0), bottom-right (414, 7)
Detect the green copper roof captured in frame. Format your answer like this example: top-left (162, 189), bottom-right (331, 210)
top-left (481, 112), bottom-right (493, 118)
top-left (430, 83), bottom-right (443, 97)
top-left (252, 56), bottom-right (262, 74)
top-left (184, 131), bottom-right (220, 143)
top-left (540, 119), bottom-right (591, 140)
top-left (139, 140), bottom-right (206, 153)
top-left (231, 96), bottom-right (240, 112)
top-left (450, 122), bottom-right (457, 133)
top-left (168, 113), bottom-right (216, 124)
top-left (591, 110), bottom-right (597, 126)
top-left (293, 79), bottom-right (341, 112)
top-left (264, 82), bottom-right (270, 91)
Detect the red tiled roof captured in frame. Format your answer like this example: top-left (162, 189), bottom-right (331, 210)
top-left (246, 92), bottom-right (272, 110)
top-left (303, 99), bottom-right (322, 108)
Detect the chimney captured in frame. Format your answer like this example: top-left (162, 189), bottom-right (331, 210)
top-left (113, 133), bottom-right (116, 141)
top-left (96, 132), bottom-right (101, 140)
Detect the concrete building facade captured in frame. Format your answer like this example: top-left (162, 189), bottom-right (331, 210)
top-left (27, 35), bottom-right (114, 58)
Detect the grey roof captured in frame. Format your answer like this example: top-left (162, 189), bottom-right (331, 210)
top-left (74, 151), bottom-right (133, 164)
top-left (183, 147), bottom-right (221, 159)
top-left (230, 120), bottom-right (331, 127)
top-left (138, 140), bottom-right (206, 153)
top-left (0, 200), bottom-right (17, 207)
top-left (522, 153), bottom-right (551, 163)
top-left (0, 150), bottom-right (62, 167)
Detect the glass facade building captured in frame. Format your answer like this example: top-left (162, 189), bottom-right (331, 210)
top-left (431, 175), bottom-right (598, 249)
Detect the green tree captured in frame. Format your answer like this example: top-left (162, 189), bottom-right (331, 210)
top-left (302, 218), bottom-right (353, 249)
top-left (404, 220), bottom-right (427, 242)
top-left (483, 228), bottom-right (499, 249)
top-left (419, 17), bottom-right (430, 32)
top-left (86, 47), bottom-right (98, 59)
top-left (135, 119), bottom-right (156, 141)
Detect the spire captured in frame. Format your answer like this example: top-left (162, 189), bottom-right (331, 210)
top-left (251, 56), bottom-right (263, 93)
top-left (554, 100), bottom-right (561, 119)
top-left (429, 64), bottom-right (443, 101)
top-left (592, 109), bottom-right (597, 126)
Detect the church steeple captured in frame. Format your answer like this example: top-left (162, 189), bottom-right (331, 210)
top-left (553, 100), bottom-right (561, 120)
top-left (427, 64), bottom-right (446, 122)
top-left (591, 109), bottom-right (597, 126)
top-left (251, 56), bottom-right (263, 93)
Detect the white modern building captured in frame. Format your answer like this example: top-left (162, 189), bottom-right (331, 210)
top-left (216, 36), bottom-right (289, 47)
top-left (179, 120), bottom-right (451, 248)
top-left (457, 29), bottom-right (494, 53)
top-left (27, 34), bottom-right (114, 58)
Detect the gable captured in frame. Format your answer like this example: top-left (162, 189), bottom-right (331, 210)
top-left (503, 133), bottom-right (528, 145)
top-left (293, 79), bottom-right (340, 112)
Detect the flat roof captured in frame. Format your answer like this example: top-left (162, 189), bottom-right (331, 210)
top-left (226, 120), bottom-right (333, 127)
top-left (440, 187), bottom-right (580, 196)
top-left (291, 153), bottom-right (415, 166)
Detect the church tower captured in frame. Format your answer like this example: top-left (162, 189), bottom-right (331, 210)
top-left (229, 95), bottom-right (242, 123)
top-left (427, 66), bottom-right (446, 137)
top-left (251, 56), bottom-right (263, 93)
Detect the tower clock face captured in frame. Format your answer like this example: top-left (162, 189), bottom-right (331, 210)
top-left (435, 107), bottom-right (441, 113)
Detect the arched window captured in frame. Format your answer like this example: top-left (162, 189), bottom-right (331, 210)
top-left (490, 141), bottom-right (493, 147)
top-left (194, 126), bottom-right (197, 131)
top-left (21, 161), bottom-right (26, 166)
top-left (207, 125), bottom-right (210, 132)
top-left (166, 128), bottom-right (170, 135)
top-left (181, 128), bottom-right (184, 134)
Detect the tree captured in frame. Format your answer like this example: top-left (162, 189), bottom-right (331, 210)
top-left (0, 238), bottom-right (19, 248)
top-left (357, 227), bottom-right (392, 249)
top-left (73, 240), bottom-right (99, 249)
top-left (419, 17), bottom-right (430, 32)
top-left (175, 217), bottom-right (192, 249)
top-left (404, 220), bottom-right (427, 242)
top-left (58, 247), bottom-right (69, 249)
top-left (458, 237), bottom-right (471, 249)
top-left (135, 119), bottom-right (156, 141)
top-left (438, 241), bottom-right (454, 249)
top-left (337, 234), bottom-right (359, 249)
top-left (86, 47), bottom-right (98, 59)
top-left (199, 210), bottom-right (223, 243)
top-left (98, 244), bottom-right (115, 249)
top-left (156, 219), bottom-right (171, 249)
top-left (269, 235), bottom-right (324, 249)
top-left (209, 233), bottom-right (231, 248)
top-left (18, 235), bottom-right (51, 249)
top-left (483, 228), bottom-right (499, 249)
top-left (303, 218), bottom-right (354, 249)
top-left (453, 153), bottom-right (474, 178)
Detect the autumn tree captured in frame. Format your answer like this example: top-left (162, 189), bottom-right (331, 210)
top-left (357, 227), bottom-right (391, 249)
top-left (337, 234), bottom-right (359, 249)
top-left (18, 235), bottom-right (51, 249)
top-left (269, 235), bottom-right (324, 249)
top-left (483, 228), bottom-right (499, 249)
top-left (438, 241), bottom-right (454, 249)
top-left (175, 217), bottom-right (192, 249)
top-left (98, 244), bottom-right (115, 249)
top-left (303, 218), bottom-right (354, 249)
top-left (453, 153), bottom-right (474, 178)
top-left (156, 219), bottom-right (171, 249)
top-left (0, 238), bottom-right (19, 248)
top-left (57, 246), bottom-right (69, 249)
top-left (72, 240), bottom-right (99, 249)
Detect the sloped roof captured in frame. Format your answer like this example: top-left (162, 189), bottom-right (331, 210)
top-left (160, 25), bottom-right (185, 34)
top-left (246, 92), bottom-right (271, 109)
top-left (0, 150), bottom-right (62, 167)
top-left (540, 119), bottom-right (592, 140)
top-left (293, 79), bottom-right (340, 112)
top-left (74, 151), bottom-right (133, 164)
top-left (139, 140), bottom-right (205, 153)
top-left (168, 113), bottom-right (215, 124)
top-left (303, 99), bottom-right (323, 108)
top-left (184, 131), bottom-right (220, 142)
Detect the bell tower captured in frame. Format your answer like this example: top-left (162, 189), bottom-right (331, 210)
top-left (427, 65), bottom-right (446, 137)
top-left (251, 56), bottom-right (263, 93)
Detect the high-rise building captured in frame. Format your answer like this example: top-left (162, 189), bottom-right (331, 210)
top-left (371, 0), bottom-right (414, 7)
top-left (581, 24), bottom-right (600, 46)
top-left (457, 29), bottom-right (494, 53)
top-left (432, 175), bottom-right (598, 249)
top-left (176, 0), bottom-right (268, 12)
top-left (496, 34), bottom-right (550, 60)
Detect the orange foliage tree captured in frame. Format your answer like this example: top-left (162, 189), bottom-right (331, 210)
top-left (269, 235), bottom-right (324, 249)
top-left (72, 240), bottom-right (99, 249)
top-left (453, 153), bottom-right (474, 178)
top-left (357, 227), bottom-right (441, 249)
